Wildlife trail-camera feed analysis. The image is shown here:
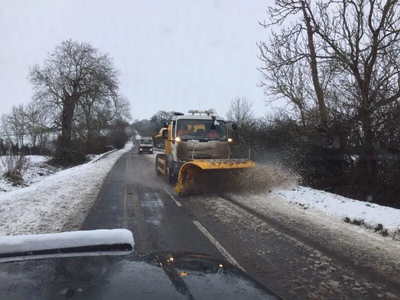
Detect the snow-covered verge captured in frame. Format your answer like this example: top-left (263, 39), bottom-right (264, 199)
top-left (0, 155), bottom-right (61, 193)
top-left (270, 186), bottom-right (400, 239)
top-left (87, 149), bottom-right (118, 164)
top-left (0, 152), bottom-right (115, 193)
top-left (228, 185), bottom-right (400, 243)
top-left (0, 142), bottom-right (134, 237)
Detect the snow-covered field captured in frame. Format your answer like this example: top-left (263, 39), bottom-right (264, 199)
top-left (0, 143), bottom-right (133, 236)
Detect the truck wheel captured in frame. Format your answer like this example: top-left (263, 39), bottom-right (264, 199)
top-left (165, 156), bottom-right (172, 184)
top-left (166, 167), bottom-right (173, 184)
top-left (167, 165), bottom-right (178, 184)
top-left (172, 168), bottom-right (179, 184)
top-left (155, 155), bottom-right (161, 175)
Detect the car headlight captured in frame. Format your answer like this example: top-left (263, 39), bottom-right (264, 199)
top-left (139, 148), bottom-right (142, 150)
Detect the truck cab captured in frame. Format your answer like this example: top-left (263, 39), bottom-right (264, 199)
top-left (138, 137), bottom-right (154, 154)
top-left (171, 113), bottom-right (232, 160)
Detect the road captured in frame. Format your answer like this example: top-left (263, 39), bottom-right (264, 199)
top-left (82, 148), bottom-right (400, 300)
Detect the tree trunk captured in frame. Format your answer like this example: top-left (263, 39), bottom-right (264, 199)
top-left (359, 107), bottom-right (377, 201)
top-left (59, 88), bottom-right (79, 163)
top-left (84, 107), bottom-right (94, 153)
top-left (301, 0), bottom-right (327, 124)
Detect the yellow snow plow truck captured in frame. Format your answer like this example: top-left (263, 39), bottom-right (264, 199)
top-left (154, 110), bottom-right (255, 196)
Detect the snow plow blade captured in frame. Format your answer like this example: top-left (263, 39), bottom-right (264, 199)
top-left (174, 159), bottom-right (255, 196)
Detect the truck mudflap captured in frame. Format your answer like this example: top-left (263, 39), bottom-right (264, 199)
top-left (174, 159), bottom-right (255, 196)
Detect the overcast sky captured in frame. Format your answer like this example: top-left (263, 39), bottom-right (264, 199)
top-left (0, 0), bottom-right (282, 120)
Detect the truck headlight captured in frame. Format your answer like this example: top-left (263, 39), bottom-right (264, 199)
top-left (228, 138), bottom-right (233, 143)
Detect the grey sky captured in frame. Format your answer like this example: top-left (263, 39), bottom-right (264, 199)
top-left (0, 0), bottom-right (280, 120)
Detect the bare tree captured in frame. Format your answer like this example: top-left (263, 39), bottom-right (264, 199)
top-left (22, 101), bottom-right (53, 149)
top-left (150, 111), bottom-right (174, 134)
top-left (226, 97), bottom-right (256, 128)
top-left (259, 0), bottom-right (328, 123)
top-left (225, 98), bottom-right (257, 159)
top-left (259, 0), bottom-right (400, 198)
top-left (0, 104), bottom-right (26, 147)
top-left (0, 114), bottom-right (13, 146)
top-left (74, 93), bottom-right (131, 150)
top-left (28, 39), bottom-right (121, 164)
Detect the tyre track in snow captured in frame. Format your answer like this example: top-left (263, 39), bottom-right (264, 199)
top-left (220, 193), bottom-right (400, 289)
top-left (180, 193), bottom-right (400, 300)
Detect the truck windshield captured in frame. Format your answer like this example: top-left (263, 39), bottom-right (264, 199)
top-left (176, 119), bottom-right (227, 141)
top-left (140, 139), bottom-right (153, 145)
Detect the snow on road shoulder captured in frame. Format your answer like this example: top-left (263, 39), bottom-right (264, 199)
top-left (0, 142), bottom-right (133, 237)
top-left (0, 155), bottom-right (60, 193)
top-left (271, 186), bottom-right (400, 238)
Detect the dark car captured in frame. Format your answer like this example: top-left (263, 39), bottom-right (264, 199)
top-left (0, 229), bottom-right (283, 300)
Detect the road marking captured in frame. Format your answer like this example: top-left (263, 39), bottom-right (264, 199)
top-left (130, 185), bottom-right (152, 250)
top-left (122, 186), bottom-right (128, 229)
top-left (122, 157), bottom-right (130, 229)
top-left (164, 188), bottom-right (182, 207)
top-left (193, 220), bottom-right (244, 271)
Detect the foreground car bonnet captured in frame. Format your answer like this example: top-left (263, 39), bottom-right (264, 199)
top-left (0, 251), bottom-right (282, 300)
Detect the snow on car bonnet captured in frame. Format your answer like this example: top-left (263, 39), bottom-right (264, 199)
top-left (0, 229), bottom-right (134, 258)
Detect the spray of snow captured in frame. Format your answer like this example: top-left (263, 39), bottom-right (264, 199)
top-left (230, 164), bottom-right (300, 193)
top-left (193, 164), bottom-right (299, 195)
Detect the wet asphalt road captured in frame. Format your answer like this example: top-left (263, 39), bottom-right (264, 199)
top-left (82, 148), bottom-right (221, 258)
